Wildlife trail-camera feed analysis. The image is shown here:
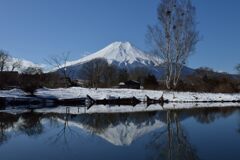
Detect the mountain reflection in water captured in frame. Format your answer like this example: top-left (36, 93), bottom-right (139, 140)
top-left (0, 106), bottom-right (240, 160)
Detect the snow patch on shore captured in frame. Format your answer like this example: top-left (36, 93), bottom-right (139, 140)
top-left (35, 87), bottom-right (240, 102)
top-left (1, 87), bottom-right (240, 102)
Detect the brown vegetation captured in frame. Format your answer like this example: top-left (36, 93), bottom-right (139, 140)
top-left (0, 65), bottom-right (239, 94)
top-left (164, 68), bottom-right (240, 93)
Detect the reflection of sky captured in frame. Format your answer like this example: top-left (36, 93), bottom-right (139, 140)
top-left (183, 112), bottom-right (240, 160)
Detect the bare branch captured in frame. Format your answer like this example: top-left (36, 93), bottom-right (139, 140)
top-left (147, 0), bottom-right (199, 89)
top-left (45, 52), bottom-right (73, 87)
top-left (11, 59), bottom-right (23, 71)
top-left (0, 50), bottom-right (10, 72)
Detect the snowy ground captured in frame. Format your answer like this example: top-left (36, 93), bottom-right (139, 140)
top-left (36, 87), bottom-right (240, 102)
top-left (0, 87), bottom-right (240, 115)
top-left (0, 87), bottom-right (240, 102)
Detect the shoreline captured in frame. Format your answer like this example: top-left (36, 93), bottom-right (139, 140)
top-left (0, 87), bottom-right (240, 107)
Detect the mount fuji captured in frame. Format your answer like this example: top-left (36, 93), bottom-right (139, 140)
top-left (64, 41), bottom-right (193, 79)
top-left (66, 41), bottom-right (162, 67)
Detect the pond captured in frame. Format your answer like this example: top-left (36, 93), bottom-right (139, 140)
top-left (0, 105), bottom-right (240, 160)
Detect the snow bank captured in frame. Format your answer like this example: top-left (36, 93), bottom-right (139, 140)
top-left (35, 87), bottom-right (240, 102)
top-left (0, 89), bottom-right (28, 98)
top-left (1, 87), bottom-right (240, 102)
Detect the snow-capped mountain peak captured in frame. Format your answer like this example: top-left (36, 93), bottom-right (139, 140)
top-left (66, 41), bottom-right (163, 67)
top-left (60, 41), bottom-right (194, 79)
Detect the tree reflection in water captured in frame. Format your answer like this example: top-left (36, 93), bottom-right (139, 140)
top-left (47, 107), bottom-right (81, 147)
top-left (191, 108), bottom-right (235, 124)
top-left (146, 111), bottom-right (199, 160)
top-left (17, 111), bottom-right (44, 136)
top-left (0, 113), bottom-right (19, 145)
top-left (146, 107), bottom-right (238, 160)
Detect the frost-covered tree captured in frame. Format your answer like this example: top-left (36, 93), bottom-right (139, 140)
top-left (148, 0), bottom-right (199, 89)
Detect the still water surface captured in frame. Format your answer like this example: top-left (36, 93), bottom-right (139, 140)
top-left (0, 106), bottom-right (240, 160)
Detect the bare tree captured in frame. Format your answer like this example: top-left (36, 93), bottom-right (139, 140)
top-left (46, 52), bottom-right (73, 87)
top-left (0, 50), bottom-right (23, 72)
top-left (0, 50), bottom-right (10, 72)
top-left (102, 64), bottom-right (118, 87)
top-left (81, 58), bottom-right (109, 88)
top-left (147, 0), bottom-right (199, 89)
top-left (10, 59), bottom-right (22, 71)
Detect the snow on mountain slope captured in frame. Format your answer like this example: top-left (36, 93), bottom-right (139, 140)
top-left (56, 113), bottom-right (166, 146)
top-left (95, 119), bottom-right (165, 146)
top-left (62, 42), bottom-right (167, 79)
top-left (66, 41), bottom-right (163, 67)
top-left (7, 57), bottom-right (45, 72)
top-left (61, 41), bottom-right (194, 79)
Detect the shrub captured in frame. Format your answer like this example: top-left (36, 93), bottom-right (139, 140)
top-left (19, 74), bottom-right (42, 96)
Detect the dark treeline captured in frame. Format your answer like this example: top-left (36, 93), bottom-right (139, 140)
top-left (79, 58), bottom-right (156, 89)
top-left (1, 63), bottom-right (240, 95)
top-left (0, 58), bottom-right (239, 95)
top-left (79, 59), bottom-right (240, 93)
top-left (174, 67), bottom-right (240, 93)
top-left (0, 71), bottom-right (66, 95)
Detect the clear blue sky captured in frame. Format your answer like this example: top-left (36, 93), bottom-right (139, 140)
top-left (0, 0), bottom-right (239, 73)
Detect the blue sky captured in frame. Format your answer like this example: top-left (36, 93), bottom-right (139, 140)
top-left (0, 0), bottom-right (239, 73)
